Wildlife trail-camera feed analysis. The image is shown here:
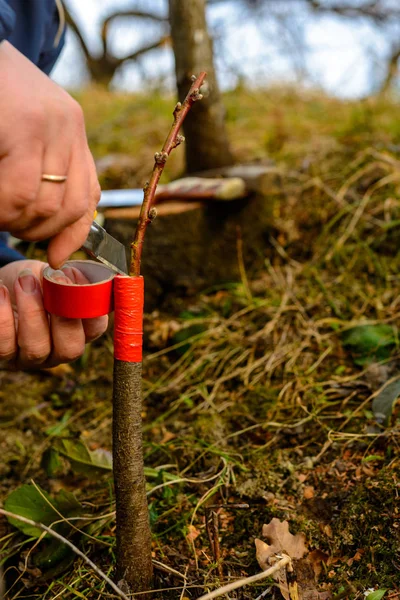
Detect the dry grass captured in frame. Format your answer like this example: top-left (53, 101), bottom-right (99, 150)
top-left (1, 86), bottom-right (400, 598)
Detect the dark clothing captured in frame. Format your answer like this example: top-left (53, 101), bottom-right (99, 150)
top-left (0, 0), bottom-right (66, 264)
top-left (0, 233), bottom-right (26, 266)
top-left (0, 0), bottom-right (65, 74)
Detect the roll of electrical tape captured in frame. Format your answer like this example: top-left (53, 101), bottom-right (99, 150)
top-left (43, 260), bottom-right (116, 319)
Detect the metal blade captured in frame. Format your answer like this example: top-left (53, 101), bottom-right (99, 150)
top-left (82, 221), bottom-right (128, 275)
top-left (98, 189), bottom-right (144, 208)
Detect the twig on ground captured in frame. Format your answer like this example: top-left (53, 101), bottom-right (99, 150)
top-left (197, 555), bottom-right (291, 600)
top-left (206, 509), bottom-right (223, 580)
top-left (0, 509), bottom-right (130, 600)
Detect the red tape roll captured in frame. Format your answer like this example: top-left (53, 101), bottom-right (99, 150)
top-left (43, 260), bottom-right (115, 319)
top-left (113, 275), bottom-right (144, 363)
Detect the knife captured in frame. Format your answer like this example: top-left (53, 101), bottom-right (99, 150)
top-left (97, 177), bottom-right (246, 208)
top-left (82, 220), bottom-right (128, 275)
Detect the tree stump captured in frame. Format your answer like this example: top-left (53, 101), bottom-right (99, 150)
top-left (105, 191), bottom-right (275, 311)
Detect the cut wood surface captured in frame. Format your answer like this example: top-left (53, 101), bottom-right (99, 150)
top-left (104, 200), bottom-right (204, 220)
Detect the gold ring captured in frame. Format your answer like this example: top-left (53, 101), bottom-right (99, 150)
top-left (41, 174), bottom-right (68, 183)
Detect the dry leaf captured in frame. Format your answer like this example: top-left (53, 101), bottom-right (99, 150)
top-left (308, 550), bottom-right (329, 579)
top-left (304, 486), bottom-right (315, 499)
top-left (323, 524), bottom-right (332, 538)
top-left (261, 518), bottom-right (308, 560)
top-left (186, 525), bottom-right (201, 543)
top-left (255, 519), bottom-right (331, 600)
top-left (41, 364), bottom-right (73, 378)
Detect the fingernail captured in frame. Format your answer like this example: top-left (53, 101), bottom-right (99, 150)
top-left (52, 269), bottom-right (72, 284)
top-left (0, 281), bottom-right (8, 304)
top-left (63, 267), bottom-right (86, 285)
top-left (18, 269), bottom-right (37, 294)
top-left (47, 268), bottom-right (72, 285)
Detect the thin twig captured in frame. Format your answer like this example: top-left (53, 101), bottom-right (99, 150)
top-left (0, 509), bottom-right (130, 600)
top-left (130, 71), bottom-right (206, 276)
top-left (197, 555), bottom-right (291, 600)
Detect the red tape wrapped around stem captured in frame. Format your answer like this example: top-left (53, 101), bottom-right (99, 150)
top-left (113, 275), bottom-right (144, 362)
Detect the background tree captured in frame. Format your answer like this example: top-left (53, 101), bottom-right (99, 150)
top-left (63, 2), bottom-right (169, 86)
top-left (168, 0), bottom-right (234, 171)
top-left (63, 1), bottom-right (400, 95)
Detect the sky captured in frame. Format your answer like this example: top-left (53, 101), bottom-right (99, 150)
top-left (52, 0), bottom-right (393, 98)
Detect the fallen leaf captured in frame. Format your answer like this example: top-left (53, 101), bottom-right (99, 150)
top-left (261, 518), bottom-right (308, 560)
top-left (308, 550), bottom-right (329, 579)
top-left (186, 525), bottom-right (201, 543)
top-left (255, 519), bottom-right (331, 600)
top-left (40, 364), bottom-right (73, 378)
top-left (304, 486), bottom-right (315, 499)
top-left (323, 524), bottom-right (333, 538)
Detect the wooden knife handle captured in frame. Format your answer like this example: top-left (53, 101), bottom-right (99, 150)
top-left (156, 177), bottom-right (246, 201)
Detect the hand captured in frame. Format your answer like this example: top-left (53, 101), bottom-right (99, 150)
top-left (0, 41), bottom-right (100, 268)
top-left (0, 260), bottom-right (108, 369)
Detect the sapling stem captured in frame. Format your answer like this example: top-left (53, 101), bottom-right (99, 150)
top-left (112, 72), bottom-right (206, 594)
top-left (130, 72), bottom-right (206, 277)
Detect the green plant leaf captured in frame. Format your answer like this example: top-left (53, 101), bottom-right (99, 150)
top-left (54, 439), bottom-right (112, 477)
top-left (4, 484), bottom-right (81, 538)
top-left (41, 447), bottom-right (63, 477)
top-left (372, 378), bottom-right (400, 425)
top-left (45, 411), bottom-right (72, 437)
top-left (89, 448), bottom-right (113, 471)
top-left (341, 324), bottom-right (396, 365)
top-left (366, 590), bottom-right (387, 600)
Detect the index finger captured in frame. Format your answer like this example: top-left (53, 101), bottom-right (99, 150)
top-left (47, 149), bottom-right (100, 268)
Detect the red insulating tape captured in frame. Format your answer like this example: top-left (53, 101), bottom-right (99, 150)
top-left (113, 275), bottom-right (144, 363)
top-left (43, 260), bottom-right (115, 319)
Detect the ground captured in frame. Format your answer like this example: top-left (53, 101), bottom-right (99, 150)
top-left (1, 86), bottom-right (400, 599)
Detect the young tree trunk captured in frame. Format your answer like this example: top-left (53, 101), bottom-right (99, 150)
top-left (111, 74), bottom-right (205, 595)
top-left (168, 0), bottom-right (234, 172)
top-left (113, 359), bottom-right (152, 591)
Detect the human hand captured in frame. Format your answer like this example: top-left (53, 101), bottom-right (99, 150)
top-left (0, 260), bottom-right (108, 369)
top-left (0, 41), bottom-right (100, 268)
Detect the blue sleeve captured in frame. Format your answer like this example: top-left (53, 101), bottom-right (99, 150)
top-left (1, 1), bottom-right (65, 74)
top-left (0, 234), bottom-right (24, 267)
top-left (0, 0), bottom-right (15, 41)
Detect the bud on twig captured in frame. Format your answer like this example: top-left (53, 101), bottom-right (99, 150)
top-left (130, 71), bottom-right (207, 277)
top-left (172, 134), bottom-right (185, 149)
top-left (154, 151), bottom-right (168, 165)
top-left (173, 102), bottom-right (182, 119)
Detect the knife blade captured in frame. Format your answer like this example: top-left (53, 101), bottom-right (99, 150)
top-left (82, 221), bottom-right (128, 275)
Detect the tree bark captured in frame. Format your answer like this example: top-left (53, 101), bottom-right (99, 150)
top-left (379, 45), bottom-right (400, 95)
top-left (113, 359), bottom-right (153, 592)
top-left (168, 0), bottom-right (234, 172)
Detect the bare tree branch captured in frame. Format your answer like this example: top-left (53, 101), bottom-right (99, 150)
top-left (101, 10), bottom-right (168, 55)
top-left (63, 1), bottom-right (91, 61)
top-left (308, 0), bottom-right (400, 22)
top-left (116, 36), bottom-right (169, 68)
top-left (379, 44), bottom-right (400, 94)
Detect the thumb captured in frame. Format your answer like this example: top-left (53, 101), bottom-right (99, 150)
top-left (47, 212), bottom-right (93, 268)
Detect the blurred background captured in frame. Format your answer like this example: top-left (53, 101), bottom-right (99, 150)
top-left (55, 0), bottom-right (400, 98)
